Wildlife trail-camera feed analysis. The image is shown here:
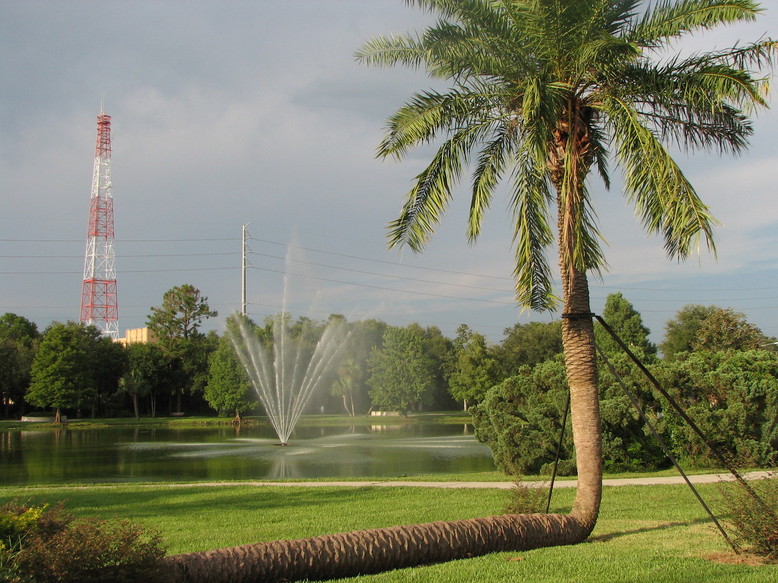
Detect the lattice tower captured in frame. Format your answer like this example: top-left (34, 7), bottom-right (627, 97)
top-left (79, 112), bottom-right (118, 338)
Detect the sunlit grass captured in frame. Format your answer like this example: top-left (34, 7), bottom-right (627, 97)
top-left (1, 482), bottom-right (775, 581)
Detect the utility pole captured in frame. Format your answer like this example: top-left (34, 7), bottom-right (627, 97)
top-left (241, 223), bottom-right (251, 316)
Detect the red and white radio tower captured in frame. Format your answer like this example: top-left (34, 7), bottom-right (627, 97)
top-left (79, 112), bottom-right (119, 339)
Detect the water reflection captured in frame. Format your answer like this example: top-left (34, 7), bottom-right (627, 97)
top-left (1, 423), bottom-right (495, 485)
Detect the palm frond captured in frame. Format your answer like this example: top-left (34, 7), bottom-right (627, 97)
top-left (631, 0), bottom-right (761, 47)
top-left (610, 42), bottom-right (773, 152)
top-left (387, 124), bottom-right (485, 251)
top-left (586, 118), bottom-right (611, 190)
top-left (378, 87), bottom-right (500, 160)
top-left (468, 120), bottom-right (516, 242)
top-left (508, 144), bottom-right (556, 311)
top-left (354, 33), bottom-right (428, 69)
top-left (605, 95), bottom-right (718, 259)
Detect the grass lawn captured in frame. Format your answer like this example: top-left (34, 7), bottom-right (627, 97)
top-left (2, 481), bottom-right (775, 582)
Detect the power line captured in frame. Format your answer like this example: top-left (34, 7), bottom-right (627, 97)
top-left (0, 238), bottom-right (238, 243)
top-left (249, 251), bottom-right (514, 293)
top-left (248, 266), bottom-right (515, 305)
top-left (249, 236), bottom-right (512, 281)
top-left (1, 267), bottom-right (236, 275)
top-left (0, 252), bottom-right (237, 259)
top-left (5, 234), bottom-right (778, 294)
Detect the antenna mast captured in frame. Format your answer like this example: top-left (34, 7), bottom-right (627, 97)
top-left (79, 111), bottom-right (119, 338)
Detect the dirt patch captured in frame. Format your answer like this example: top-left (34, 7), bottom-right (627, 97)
top-left (704, 552), bottom-right (775, 566)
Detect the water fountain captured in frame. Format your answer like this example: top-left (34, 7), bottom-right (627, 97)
top-left (229, 313), bottom-right (351, 445)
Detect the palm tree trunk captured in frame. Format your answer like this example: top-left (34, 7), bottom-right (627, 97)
top-left (161, 513), bottom-right (592, 583)
top-left (558, 263), bottom-right (602, 532)
top-left (553, 106), bottom-right (603, 532)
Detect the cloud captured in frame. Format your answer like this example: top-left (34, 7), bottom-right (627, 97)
top-left (1, 1), bottom-right (777, 343)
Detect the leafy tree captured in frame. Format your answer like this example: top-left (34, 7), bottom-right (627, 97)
top-left (90, 335), bottom-right (129, 417)
top-left (120, 353), bottom-right (153, 420)
top-left (446, 324), bottom-right (475, 371)
top-left (27, 322), bottom-right (123, 422)
top-left (448, 330), bottom-right (498, 409)
top-left (493, 321), bottom-right (562, 376)
top-left (330, 319), bottom-right (387, 415)
top-left (147, 284), bottom-right (218, 413)
top-left (121, 343), bottom-right (178, 418)
top-left (367, 326), bottom-right (433, 415)
top-left (661, 304), bottom-right (771, 359)
top-left (595, 293), bottom-right (656, 357)
top-left (660, 304), bottom-right (718, 359)
top-left (409, 323), bottom-right (457, 410)
top-left (692, 307), bottom-right (770, 352)
top-left (357, 0), bottom-right (772, 548)
top-left (204, 335), bottom-right (254, 423)
top-left (331, 356), bottom-right (361, 416)
top-left (0, 313), bottom-right (39, 418)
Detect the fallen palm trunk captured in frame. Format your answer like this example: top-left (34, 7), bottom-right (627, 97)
top-left (161, 512), bottom-right (592, 583)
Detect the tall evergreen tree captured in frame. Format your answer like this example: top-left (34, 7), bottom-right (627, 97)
top-left (595, 292), bottom-right (656, 357)
top-left (147, 284), bottom-right (218, 413)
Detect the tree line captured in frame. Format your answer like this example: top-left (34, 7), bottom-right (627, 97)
top-left (1, 284), bottom-right (776, 471)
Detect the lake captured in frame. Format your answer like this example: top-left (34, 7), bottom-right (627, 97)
top-left (0, 422), bottom-right (496, 485)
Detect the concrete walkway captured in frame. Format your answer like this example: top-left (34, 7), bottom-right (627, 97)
top-left (175, 470), bottom-right (773, 490)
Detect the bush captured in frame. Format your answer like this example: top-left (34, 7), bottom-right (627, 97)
top-left (718, 475), bottom-right (778, 560)
top-left (659, 350), bottom-right (778, 468)
top-left (0, 501), bottom-right (166, 583)
top-left (503, 478), bottom-right (549, 515)
top-left (471, 362), bottom-right (573, 476)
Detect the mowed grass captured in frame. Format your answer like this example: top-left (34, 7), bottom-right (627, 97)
top-left (1, 481), bottom-right (775, 582)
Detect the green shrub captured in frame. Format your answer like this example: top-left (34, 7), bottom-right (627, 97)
top-left (503, 478), bottom-right (549, 515)
top-left (0, 501), bottom-right (165, 583)
top-left (718, 475), bottom-right (778, 560)
top-left (471, 363), bottom-right (573, 476)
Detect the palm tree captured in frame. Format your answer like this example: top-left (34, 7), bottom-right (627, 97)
top-left (354, 0), bottom-right (773, 540)
top-left (161, 2), bottom-right (773, 581)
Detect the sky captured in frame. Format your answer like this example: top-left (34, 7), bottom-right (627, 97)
top-left (1, 0), bottom-right (777, 345)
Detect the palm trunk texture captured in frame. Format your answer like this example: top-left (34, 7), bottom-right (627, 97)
top-left (161, 513), bottom-right (593, 583)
